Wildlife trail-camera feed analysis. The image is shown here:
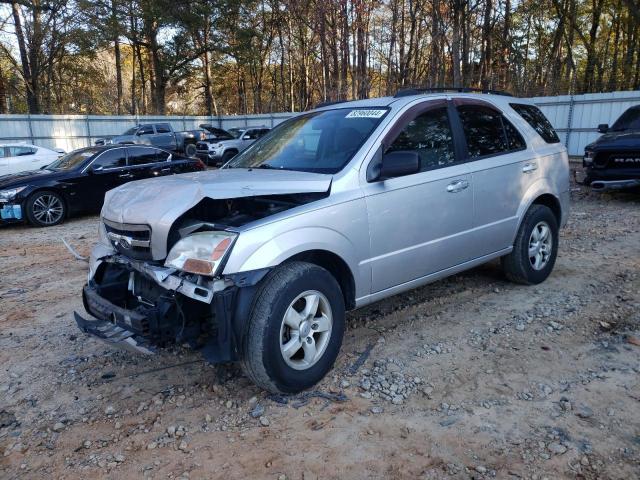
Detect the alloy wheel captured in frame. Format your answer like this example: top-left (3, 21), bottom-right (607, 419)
top-left (279, 290), bottom-right (333, 370)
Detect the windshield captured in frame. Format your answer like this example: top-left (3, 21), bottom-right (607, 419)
top-left (46, 148), bottom-right (99, 170)
top-left (225, 107), bottom-right (389, 174)
top-left (227, 128), bottom-right (243, 139)
top-left (611, 108), bottom-right (640, 131)
top-left (122, 127), bottom-right (138, 135)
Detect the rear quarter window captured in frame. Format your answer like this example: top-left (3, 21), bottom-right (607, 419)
top-left (510, 103), bottom-right (560, 144)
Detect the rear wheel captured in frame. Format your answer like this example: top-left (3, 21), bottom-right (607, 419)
top-left (26, 190), bottom-right (66, 227)
top-left (241, 262), bottom-right (345, 393)
top-left (184, 143), bottom-right (197, 157)
top-left (501, 204), bottom-right (558, 284)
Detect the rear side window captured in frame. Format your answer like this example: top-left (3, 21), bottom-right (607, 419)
top-left (504, 119), bottom-right (526, 150)
top-left (457, 106), bottom-right (508, 158)
top-left (128, 146), bottom-right (163, 165)
top-left (155, 123), bottom-right (171, 134)
top-left (387, 107), bottom-right (456, 171)
top-left (510, 103), bottom-right (560, 143)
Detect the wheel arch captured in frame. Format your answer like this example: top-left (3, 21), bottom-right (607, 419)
top-left (285, 250), bottom-right (356, 310)
top-left (515, 179), bottom-right (563, 238)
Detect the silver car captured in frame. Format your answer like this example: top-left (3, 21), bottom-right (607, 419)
top-left (76, 91), bottom-right (570, 393)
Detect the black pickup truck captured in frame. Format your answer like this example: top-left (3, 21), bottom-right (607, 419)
top-left (578, 105), bottom-right (640, 191)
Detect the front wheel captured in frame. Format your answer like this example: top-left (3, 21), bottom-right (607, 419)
top-left (501, 204), bottom-right (559, 284)
top-left (241, 262), bottom-right (345, 393)
top-left (184, 143), bottom-right (197, 157)
top-left (25, 190), bottom-right (66, 227)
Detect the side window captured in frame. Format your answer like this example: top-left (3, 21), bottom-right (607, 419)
top-left (245, 130), bottom-right (258, 140)
top-left (457, 106), bottom-right (509, 158)
top-left (510, 103), bottom-right (560, 143)
top-left (128, 146), bottom-right (162, 165)
top-left (155, 123), bottom-right (171, 134)
top-left (92, 148), bottom-right (127, 169)
top-left (9, 146), bottom-right (36, 157)
top-left (259, 129), bottom-right (270, 137)
top-left (137, 125), bottom-right (154, 136)
top-left (387, 107), bottom-right (456, 172)
top-left (504, 118), bottom-right (526, 151)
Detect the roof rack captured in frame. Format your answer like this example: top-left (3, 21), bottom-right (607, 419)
top-left (394, 87), bottom-right (513, 98)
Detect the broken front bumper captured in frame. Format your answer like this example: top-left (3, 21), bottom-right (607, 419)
top-left (75, 243), bottom-right (251, 363)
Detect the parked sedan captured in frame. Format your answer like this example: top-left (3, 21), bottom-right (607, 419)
top-left (0, 143), bottom-right (65, 176)
top-left (0, 145), bottom-right (205, 227)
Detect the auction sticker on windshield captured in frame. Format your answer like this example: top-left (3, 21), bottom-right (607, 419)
top-left (345, 109), bottom-right (387, 119)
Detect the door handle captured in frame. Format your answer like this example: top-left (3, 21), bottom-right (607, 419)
top-left (522, 162), bottom-right (538, 173)
top-left (118, 173), bottom-right (133, 178)
top-left (446, 179), bottom-right (469, 193)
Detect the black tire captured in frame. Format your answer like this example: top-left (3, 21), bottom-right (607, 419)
top-left (25, 190), bottom-right (66, 227)
top-left (501, 204), bottom-right (559, 285)
top-left (219, 150), bottom-right (237, 166)
top-left (241, 261), bottom-right (345, 394)
top-left (184, 143), bottom-right (197, 157)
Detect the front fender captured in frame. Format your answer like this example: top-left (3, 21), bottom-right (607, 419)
top-left (223, 226), bottom-right (361, 283)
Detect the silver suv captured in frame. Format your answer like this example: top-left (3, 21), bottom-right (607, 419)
top-left (76, 91), bottom-right (570, 393)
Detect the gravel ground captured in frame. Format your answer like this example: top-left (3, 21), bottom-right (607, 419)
top-left (1, 171), bottom-right (639, 479)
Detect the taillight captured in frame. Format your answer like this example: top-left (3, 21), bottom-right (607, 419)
top-left (196, 159), bottom-right (206, 170)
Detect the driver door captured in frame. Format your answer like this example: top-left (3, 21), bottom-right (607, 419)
top-left (362, 101), bottom-right (475, 293)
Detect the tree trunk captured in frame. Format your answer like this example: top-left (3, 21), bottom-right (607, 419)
top-left (11, 1), bottom-right (39, 113)
top-left (451, 0), bottom-right (462, 87)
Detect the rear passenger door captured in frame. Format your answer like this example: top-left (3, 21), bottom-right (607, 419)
top-left (127, 146), bottom-right (168, 180)
top-left (453, 100), bottom-right (533, 258)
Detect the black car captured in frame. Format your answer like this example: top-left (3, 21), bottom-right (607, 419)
top-left (0, 145), bottom-right (205, 227)
top-left (579, 105), bottom-right (640, 190)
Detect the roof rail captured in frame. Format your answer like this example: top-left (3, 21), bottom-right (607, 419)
top-left (394, 87), bottom-right (513, 98)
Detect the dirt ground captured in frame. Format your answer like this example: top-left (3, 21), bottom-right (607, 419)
top-left (1, 172), bottom-right (639, 480)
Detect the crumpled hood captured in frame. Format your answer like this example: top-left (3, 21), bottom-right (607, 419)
top-left (101, 168), bottom-right (333, 259)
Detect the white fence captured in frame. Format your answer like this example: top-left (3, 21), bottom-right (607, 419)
top-left (0, 113), bottom-right (293, 153)
top-left (0, 91), bottom-right (638, 156)
top-left (530, 90), bottom-right (640, 156)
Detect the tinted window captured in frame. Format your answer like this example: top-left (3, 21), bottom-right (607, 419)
top-left (138, 125), bottom-right (154, 135)
top-left (458, 106), bottom-right (508, 158)
top-left (92, 148), bottom-right (127, 169)
top-left (504, 118), bottom-right (526, 150)
top-left (244, 130), bottom-right (259, 139)
top-left (259, 129), bottom-right (270, 137)
top-left (128, 147), bottom-right (164, 165)
top-left (155, 123), bottom-right (172, 134)
top-left (9, 146), bottom-right (36, 157)
top-left (510, 103), bottom-right (560, 143)
top-left (610, 107), bottom-right (640, 131)
top-left (387, 107), bottom-right (456, 171)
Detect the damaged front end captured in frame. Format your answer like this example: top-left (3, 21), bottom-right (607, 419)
top-left (75, 188), bottom-right (328, 363)
top-left (75, 244), bottom-right (252, 362)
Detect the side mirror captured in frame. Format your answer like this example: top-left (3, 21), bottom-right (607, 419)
top-left (598, 123), bottom-right (609, 133)
top-left (379, 151), bottom-right (420, 179)
top-left (89, 165), bottom-right (104, 174)
top-left (243, 135), bottom-right (251, 140)
top-left (136, 130), bottom-right (144, 136)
